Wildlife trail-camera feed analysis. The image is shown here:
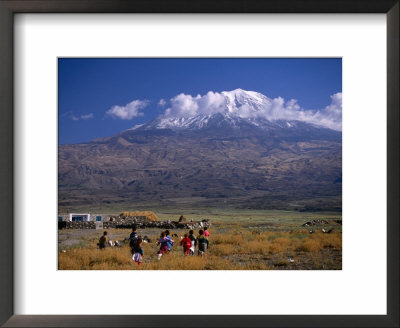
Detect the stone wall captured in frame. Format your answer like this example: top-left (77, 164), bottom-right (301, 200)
top-left (58, 216), bottom-right (211, 230)
top-left (129, 220), bottom-right (211, 230)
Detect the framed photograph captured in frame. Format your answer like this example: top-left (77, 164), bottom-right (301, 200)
top-left (0, 0), bottom-right (398, 327)
top-left (57, 57), bottom-right (343, 272)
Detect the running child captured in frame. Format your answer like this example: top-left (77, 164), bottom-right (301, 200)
top-left (188, 230), bottom-right (197, 255)
top-left (157, 232), bottom-right (169, 260)
top-left (197, 229), bottom-right (209, 256)
top-left (180, 233), bottom-right (192, 256)
top-left (165, 230), bottom-right (174, 251)
top-left (98, 231), bottom-right (108, 250)
top-left (129, 225), bottom-right (139, 251)
top-left (131, 238), bottom-right (144, 266)
top-left (203, 227), bottom-right (210, 238)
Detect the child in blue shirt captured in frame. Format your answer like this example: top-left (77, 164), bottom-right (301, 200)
top-left (165, 230), bottom-right (174, 251)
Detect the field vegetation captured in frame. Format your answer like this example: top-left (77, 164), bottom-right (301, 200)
top-left (58, 211), bottom-right (342, 270)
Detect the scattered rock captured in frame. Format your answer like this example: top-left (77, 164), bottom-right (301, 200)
top-left (302, 219), bottom-right (329, 227)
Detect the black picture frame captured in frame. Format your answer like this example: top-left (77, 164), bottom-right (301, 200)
top-left (0, 1), bottom-right (398, 327)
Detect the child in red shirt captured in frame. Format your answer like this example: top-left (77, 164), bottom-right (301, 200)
top-left (180, 233), bottom-right (192, 256)
top-left (203, 227), bottom-right (210, 238)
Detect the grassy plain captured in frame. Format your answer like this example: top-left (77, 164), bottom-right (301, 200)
top-left (58, 209), bottom-right (342, 270)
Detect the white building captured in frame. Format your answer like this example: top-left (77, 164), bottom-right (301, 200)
top-left (69, 213), bottom-right (91, 222)
top-left (58, 213), bottom-right (105, 222)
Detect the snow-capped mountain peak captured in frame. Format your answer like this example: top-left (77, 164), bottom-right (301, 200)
top-left (132, 89), bottom-right (272, 131)
top-left (130, 89), bottom-right (342, 132)
top-left (222, 89), bottom-right (272, 116)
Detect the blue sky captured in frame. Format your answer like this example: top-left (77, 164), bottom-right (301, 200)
top-left (58, 58), bottom-right (342, 144)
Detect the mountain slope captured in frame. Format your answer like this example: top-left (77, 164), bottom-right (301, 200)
top-left (58, 89), bottom-right (342, 212)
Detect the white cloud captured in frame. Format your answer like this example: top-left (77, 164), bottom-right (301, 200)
top-left (61, 111), bottom-right (94, 121)
top-left (106, 100), bottom-right (149, 120)
top-left (61, 110), bottom-right (74, 119)
top-left (160, 90), bottom-right (342, 130)
top-left (164, 91), bottom-right (226, 118)
top-left (158, 98), bottom-right (167, 107)
top-left (259, 93), bottom-right (342, 130)
top-left (81, 113), bottom-right (94, 120)
top-left (284, 92), bottom-right (342, 130)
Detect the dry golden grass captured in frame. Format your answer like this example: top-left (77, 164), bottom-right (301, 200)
top-left (58, 247), bottom-right (135, 270)
top-left (268, 237), bottom-right (291, 253)
top-left (144, 253), bottom-right (237, 270)
top-left (213, 234), bottom-right (244, 246)
top-left (320, 233), bottom-right (342, 249)
top-left (295, 232), bottom-right (342, 252)
top-left (237, 240), bottom-right (267, 255)
top-left (120, 211), bottom-right (159, 221)
top-left (296, 239), bottom-right (322, 252)
top-left (209, 244), bottom-right (234, 256)
top-left (58, 225), bottom-right (342, 270)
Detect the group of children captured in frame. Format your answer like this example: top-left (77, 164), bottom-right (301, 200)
top-left (100, 226), bottom-right (211, 266)
top-left (180, 227), bottom-right (210, 256)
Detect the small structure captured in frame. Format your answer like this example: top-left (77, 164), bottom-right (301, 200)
top-left (69, 213), bottom-right (91, 222)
